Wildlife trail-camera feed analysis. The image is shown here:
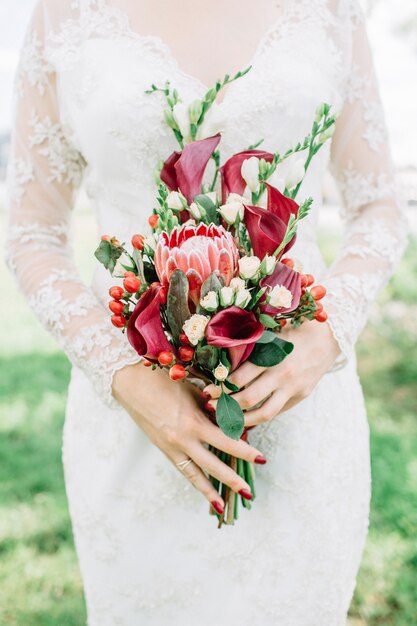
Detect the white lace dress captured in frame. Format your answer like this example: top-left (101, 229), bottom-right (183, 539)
top-left (5, 1), bottom-right (408, 624)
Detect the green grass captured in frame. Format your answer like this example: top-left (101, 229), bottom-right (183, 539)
top-left (0, 208), bottom-right (416, 625)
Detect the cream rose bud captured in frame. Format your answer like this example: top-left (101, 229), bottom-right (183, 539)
top-left (241, 156), bottom-right (260, 193)
top-left (183, 314), bottom-right (210, 345)
top-left (227, 192), bottom-right (246, 204)
top-left (219, 201), bottom-right (244, 225)
top-left (219, 286), bottom-right (235, 307)
top-left (112, 252), bottom-right (135, 277)
top-left (172, 102), bottom-right (191, 143)
top-left (284, 158), bottom-right (305, 190)
top-left (239, 255), bottom-right (261, 280)
top-left (229, 277), bottom-right (246, 291)
top-left (260, 255), bottom-right (276, 276)
top-left (166, 190), bottom-right (187, 211)
top-left (200, 290), bottom-right (219, 312)
top-left (267, 284), bottom-right (293, 309)
top-left (234, 288), bottom-right (251, 308)
top-left (214, 363), bottom-right (229, 382)
top-left (189, 201), bottom-right (202, 220)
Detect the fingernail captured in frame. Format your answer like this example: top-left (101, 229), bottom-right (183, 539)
top-left (211, 500), bottom-right (224, 515)
top-left (254, 454), bottom-right (267, 465)
top-left (239, 488), bottom-right (252, 501)
top-left (200, 390), bottom-right (211, 401)
top-left (204, 402), bottom-right (215, 415)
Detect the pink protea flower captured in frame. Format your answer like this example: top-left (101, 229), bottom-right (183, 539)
top-left (154, 223), bottom-right (239, 305)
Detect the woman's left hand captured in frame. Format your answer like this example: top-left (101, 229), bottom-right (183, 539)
top-left (203, 321), bottom-right (341, 427)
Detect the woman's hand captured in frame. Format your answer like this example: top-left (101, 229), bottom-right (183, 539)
top-left (112, 362), bottom-right (266, 514)
top-left (204, 321), bottom-right (341, 426)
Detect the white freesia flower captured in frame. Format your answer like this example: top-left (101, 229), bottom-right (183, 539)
top-left (112, 252), bottom-right (135, 278)
top-left (239, 256), bottom-right (261, 280)
top-left (200, 290), bottom-right (219, 312)
top-left (260, 255), bottom-right (276, 276)
top-left (214, 363), bottom-right (229, 382)
top-left (172, 102), bottom-right (192, 143)
top-left (183, 314), bottom-right (210, 345)
top-left (189, 201), bottom-right (202, 219)
top-left (219, 286), bottom-right (235, 307)
top-left (241, 156), bottom-right (260, 193)
top-left (267, 285), bottom-right (293, 309)
top-left (219, 201), bottom-right (244, 225)
top-left (197, 102), bottom-right (226, 140)
top-left (234, 288), bottom-right (251, 308)
top-left (284, 158), bottom-right (305, 190)
top-left (229, 277), bottom-right (246, 291)
top-left (167, 190), bottom-right (187, 211)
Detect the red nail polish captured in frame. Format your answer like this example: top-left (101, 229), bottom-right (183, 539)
top-left (239, 488), bottom-right (252, 501)
top-left (254, 454), bottom-right (267, 465)
top-left (211, 500), bottom-right (224, 515)
top-left (200, 391), bottom-right (211, 401)
top-left (204, 402), bottom-right (215, 415)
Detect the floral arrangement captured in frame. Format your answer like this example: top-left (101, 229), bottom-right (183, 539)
top-left (95, 67), bottom-right (335, 526)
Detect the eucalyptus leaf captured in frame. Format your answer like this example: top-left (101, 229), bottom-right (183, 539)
top-left (167, 270), bottom-right (191, 342)
top-left (249, 336), bottom-right (294, 367)
top-left (216, 391), bottom-right (245, 440)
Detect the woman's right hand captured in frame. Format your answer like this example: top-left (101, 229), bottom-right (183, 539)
top-left (112, 361), bottom-right (267, 514)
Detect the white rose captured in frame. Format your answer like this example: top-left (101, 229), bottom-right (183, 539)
top-left (229, 277), bottom-right (246, 291)
top-left (167, 190), bottom-right (187, 211)
top-left (200, 290), bottom-right (219, 312)
top-left (234, 288), bottom-right (252, 308)
top-left (260, 255), bottom-right (276, 276)
top-left (182, 314), bottom-right (210, 345)
top-left (241, 157), bottom-right (260, 193)
top-left (219, 286), bottom-right (235, 307)
top-left (189, 201), bottom-right (202, 220)
top-left (218, 201), bottom-right (244, 225)
top-left (172, 102), bottom-right (192, 143)
top-left (239, 256), bottom-right (261, 280)
top-left (267, 285), bottom-right (293, 309)
top-left (227, 192), bottom-right (246, 204)
top-left (213, 363), bottom-right (229, 382)
top-left (112, 252), bottom-right (135, 277)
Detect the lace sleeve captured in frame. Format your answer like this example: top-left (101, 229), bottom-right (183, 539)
top-left (5, 0), bottom-right (140, 407)
top-left (322, 3), bottom-right (409, 364)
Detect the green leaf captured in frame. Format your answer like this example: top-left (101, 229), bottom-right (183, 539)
top-left (200, 271), bottom-right (224, 300)
top-left (167, 270), bottom-right (191, 342)
top-left (94, 240), bottom-right (123, 274)
top-left (216, 391), bottom-right (245, 440)
top-left (194, 194), bottom-right (218, 224)
top-left (219, 349), bottom-right (232, 370)
top-left (257, 330), bottom-right (278, 344)
top-left (223, 378), bottom-right (239, 393)
top-left (195, 344), bottom-right (219, 370)
top-left (132, 249), bottom-right (146, 284)
top-left (249, 337), bottom-right (294, 367)
top-left (258, 314), bottom-right (279, 329)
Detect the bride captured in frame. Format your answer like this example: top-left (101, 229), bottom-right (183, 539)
top-left (6, 0), bottom-right (407, 624)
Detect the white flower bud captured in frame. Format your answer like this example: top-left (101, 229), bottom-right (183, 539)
top-left (189, 201), bottom-right (202, 220)
top-left (166, 190), bottom-right (187, 211)
top-left (241, 157), bottom-right (260, 193)
top-left (183, 314), bottom-right (210, 345)
top-left (239, 256), bottom-right (261, 280)
top-left (234, 288), bottom-right (251, 308)
top-left (219, 286), bottom-right (235, 307)
top-left (189, 99), bottom-right (203, 125)
top-left (267, 285), bottom-right (293, 309)
top-left (112, 252), bottom-right (135, 277)
top-left (196, 102), bottom-right (226, 140)
top-left (226, 192), bottom-right (246, 204)
top-left (229, 277), bottom-right (246, 291)
top-left (260, 255), bottom-right (276, 276)
top-left (284, 158), bottom-right (305, 190)
top-left (200, 290), bottom-right (219, 312)
top-left (214, 363), bottom-right (229, 382)
top-left (315, 102), bottom-right (327, 123)
top-left (218, 201), bottom-right (244, 225)
top-left (317, 125), bottom-right (335, 145)
top-left (172, 102), bottom-right (191, 143)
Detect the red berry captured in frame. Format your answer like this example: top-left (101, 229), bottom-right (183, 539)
top-left (101, 234), bottom-right (111, 241)
top-left (123, 276), bottom-right (141, 293)
top-left (281, 258), bottom-right (294, 268)
top-left (109, 299), bottom-right (124, 315)
top-left (143, 359), bottom-right (153, 367)
top-left (148, 214), bottom-right (159, 229)
top-left (124, 271), bottom-right (136, 278)
top-left (315, 300), bottom-right (324, 312)
top-left (111, 314), bottom-right (126, 328)
top-left (159, 286), bottom-right (167, 305)
top-left (158, 351), bottom-right (175, 366)
top-left (306, 274), bottom-right (315, 287)
top-left (314, 309), bottom-right (328, 322)
top-left (109, 286), bottom-right (124, 300)
top-left (278, 319), bottom-right (287, 327)
top-left (179, 332), bottom-right (190, 345)
top-left (300, 274), bottom-right (309, 288)
top-left (169, 364), bottom-right (187, 381)
top-left (131, 234), bottom-right (145, 250)
top-left (178, 346), bottom-right (194, 362)
top-left (310, 285), bottom-right (327, 301)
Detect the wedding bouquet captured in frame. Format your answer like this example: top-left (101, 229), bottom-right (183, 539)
top-left (95, 67), bottom-right (335, 526)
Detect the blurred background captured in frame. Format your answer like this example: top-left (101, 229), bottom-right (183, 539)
top-left (0, 1), bottom-right (416, 624)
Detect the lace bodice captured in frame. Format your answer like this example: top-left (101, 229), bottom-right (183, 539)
top-left (5, 0), bottom-right (407, 406)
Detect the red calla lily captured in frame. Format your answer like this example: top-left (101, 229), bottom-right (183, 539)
top-left (220, 150), bottom-right (274, 202)
top-left (205, 306), bottom-right (264, 371)
top-left (160, 134), bottom-right (221, 204)
top-left (127, 283), bottom-right (173, 360)
top-left (260, 262), bottom-right (302, 316)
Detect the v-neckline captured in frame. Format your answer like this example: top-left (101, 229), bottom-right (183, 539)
top-left (106, 1), bottom-right (289, 105)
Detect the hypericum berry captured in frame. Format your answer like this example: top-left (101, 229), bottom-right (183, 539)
top-left (314, 309), bottom-right (328, 322)
top-left (109, 299), bottom-right (124, 315)
top-left (278, 319), bottom-right (287, 327)
top-left (169, 364), bottom-right (187, 381)
top-left (123, 276), bottom-right (141, 293)
top-left (315, 300), bottom-right (324, 312)
top-left (111, 314), bottom-right (126, 328)
top-left (310, 285), bottom-right (326, 301)
top-left (158, 351), bottom-right (175, 366)
top-left (300, 274), bottom-right (309, 288)
top-left (143, 359), bottom-right (153, 367)
top-left (124, 271), bottom-right (136, 278)
top-left (305, 274), bottom-right (315, 287)
top-left (178, 345), bottom-right (194, 362)
top-left (179, 332), bottom-right (190, 345)
top-left (159, 286), bottom-right (167, 305)
top-left (101, 234), bottom-right (111, 241)
top-left (281, 258), bottom-right (294, 268)
top-left (131, 234), bottom-right (145, 250)
top-left (109, 286), bottom-right (124, 300)
top-left (148, 214), bottom-right (159, 229)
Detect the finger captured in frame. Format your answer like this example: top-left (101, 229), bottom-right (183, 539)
top-left (187, 444), bottom-right (252, 496)
top-left (244, 389), bottom-right (290, 427)
top-left (203, 361), bottom-right (266, 397)
top-left (173, 454), bottom-right (225, 510)
top-left (229, 370), bottom-right (277, 411)
top-left (200, 419), bottom-right (267, 465)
